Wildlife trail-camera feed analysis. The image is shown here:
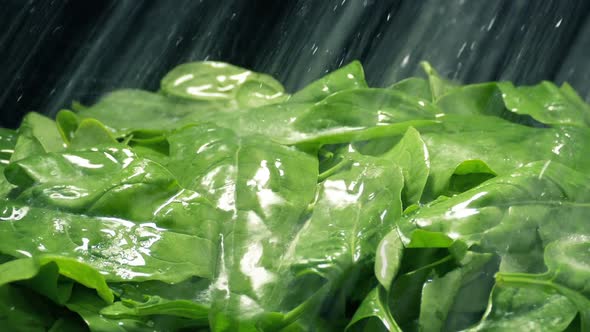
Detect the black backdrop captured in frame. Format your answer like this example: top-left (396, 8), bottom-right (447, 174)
top-left (1, 0), bottom-right (590, 128)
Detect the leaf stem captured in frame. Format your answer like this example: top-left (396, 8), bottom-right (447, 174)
top-left (318, 158), bottom-right (352, 182)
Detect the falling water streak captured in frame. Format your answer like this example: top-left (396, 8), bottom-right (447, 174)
top-left (0, 1), bottom-right (590, 328)
top-left (364, 0), bottom-right (519, 84)
top-left (45, 0), bottom-right (246, 117)
top-left (1, 0), bottom-right (590, 125)
top-left (43, 1), bottom-right (137, 117)
top-left (0, 1), bottom-right (68, 114)
top-left (555, 14), bottom-right (590, 102)
top-left (36, 0), bottom-right (249, 118)
top-left (254, 0), bottom-right (379, 91)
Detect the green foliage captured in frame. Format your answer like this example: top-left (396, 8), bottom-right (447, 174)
top-left (1, 60), bottom-right (589, 331)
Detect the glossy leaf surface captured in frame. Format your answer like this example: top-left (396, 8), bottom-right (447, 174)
top-left (1, 60), bottom-right (589, 332)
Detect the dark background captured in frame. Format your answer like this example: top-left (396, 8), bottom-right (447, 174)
top-left (1, 0), bottom-right (590, 128)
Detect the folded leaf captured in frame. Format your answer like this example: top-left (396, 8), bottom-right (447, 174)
top-left (346, 286), bottom-right (401, 332)
top-left (11, 112), bottom-right (65, 162)
top-left (498, 81), bottom-right (590, 127)
top-left (290, 61), bottom-right (367, 103)
top-left (420, 61), bottom-right (458, 101)
top-left (374, 228), bottom-right (404, 292)
top-left (420, 115), bottom-right (590, 199)
top-left (384, 127), bottom-right (430, 206)
top-left (0, 255), bottom-right (113, 303)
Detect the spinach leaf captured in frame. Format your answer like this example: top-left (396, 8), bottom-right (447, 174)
top-left (398, 161), bottom-right (589, 263)
top-left (0, 199), bottom-right (214, 283)
top-left (383, 127), bottom-right (430, 206)
top-left (420, 61), bottom-right (458, 101)
top-left (56, 109), bottom-right (80, 143)
top-left (0, 128), bottom-right (16, 163)
top-left (465, 286), bottom-right (578, 332)
top-left (199, 88), bottom-right (437, 147)
top-left (68, 118), bottom-right (118, 149)
top-left (0, 258), bottom-right (39, 287)
top-left (11, 112), bottom-right (64, 162)
top-left (394, 161), bottom-right (590, 329)
top-left (78, 80), bottom-right (437, 149)
top-left (435, 83), bottom-right (506, 118)
top-left (388, 78), bottom-right (431, 101)
top-left (284, 151), bottom-right (403, 323)
top-left (0, 128), bottom-right (16, 197)
top-left (0, 255), bottom-right (113, 304)
top-left (495, 235), bottom-right (590, 330)
top-left (2, 147), bottom-right (222, 283)
top-left (419, 115), bottom-right (590, 200)
top-left (346, 286), bottom-right (401, 332)
top-left (418, 251), bottom-right (496, 332)
top-left (289, 61), bottom-right (367, 103)
top-left (498, 81), bottom-right (590, 127)
top-left (161, 61), bottom-right (288, 108)
top-left (100, 296), bottom-right (209, 322)
top-left (287, 152), bottom-right (403, 281)
top-left (66, 287), bottom-right (206, 332)
top-left (288, 88), bottom-right (438, 145)
top-left (76, 90), bottom-right (205, 137)
top-left (168, 124), bottom-right (320, 327)
top-left (374, 228), bottom-right (404, 292)
top-left (0, 284), bottom-right (63, 332)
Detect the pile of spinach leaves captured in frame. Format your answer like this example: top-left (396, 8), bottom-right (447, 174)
top-left (0, 60), bottom-right (589, 332)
